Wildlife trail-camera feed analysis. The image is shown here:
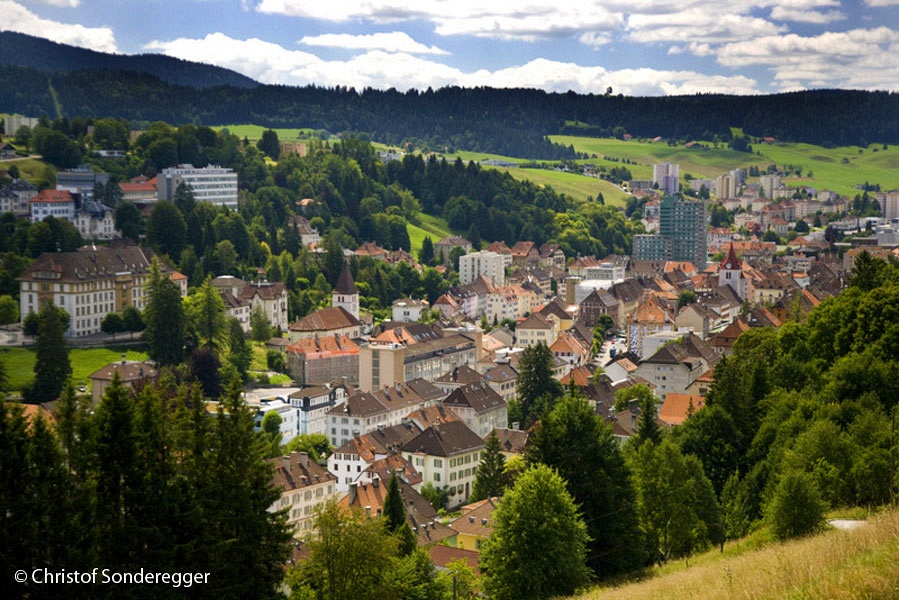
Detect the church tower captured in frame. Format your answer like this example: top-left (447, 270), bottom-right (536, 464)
top-left (718, 242), bottom-right (747, 301)
top-left (332, 261), bottom-right (359, 319)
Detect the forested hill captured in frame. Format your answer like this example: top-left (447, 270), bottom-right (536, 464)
top-left (0, 31), bottom-right (257, 89)
top-left (1, 32), bottom-right (898, 157)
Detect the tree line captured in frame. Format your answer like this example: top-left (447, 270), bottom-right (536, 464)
top-left (4, 48), bottom-right (899, 157)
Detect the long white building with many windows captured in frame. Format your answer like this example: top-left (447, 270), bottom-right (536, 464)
top-left (18, 240), bottom-right (187, 337)
top-left (157, 164), bottom-right (238, 209)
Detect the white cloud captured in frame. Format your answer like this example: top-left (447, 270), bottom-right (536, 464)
top-left (143, 31), bottom-right (760, 95)
top-left (626, 10), bottom-right (785, 45)
top-left (1, 1), bottom-right (116, 52)
top-left (864, 0), bottom-right (899, 6)
top-left (716, 28), bottom-right (899, 91)
top-left (145, 33), bottom-right (323, 85)
top-left (299, 32), bottom-right (449, 55)
top-left (29, 0), bottom-right (79, 6)
top-left (257, 0), bottom-right (624, 42)
top-left (770, 7), bottom-right (846, 23)
top-left (579, 32), bottom-right (612, 48)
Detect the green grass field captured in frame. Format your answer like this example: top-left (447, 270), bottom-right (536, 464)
top-left (408, 213), bottom-right (452, 254)
top-left (0, 346), bottom-right (148, 391)
top-left (211, 124), bottom-right (329, 142)
top-left (551, 135), bottom-right (899, 198)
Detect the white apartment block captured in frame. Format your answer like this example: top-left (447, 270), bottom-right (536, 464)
top-left (653, 162), bottom-right (680, 196)
top-left (715, 174), bottom-right (737, 200)
top-left (459, 250), bottom-right (508, 286)
top-left (28, 190), bottom-right (76, 222)
top-left (157, 164), bottom-right (238, 209)
top-left (877, 191), bottom-right (899, 221)
top-left (759, 174), bottom-right (781, 199)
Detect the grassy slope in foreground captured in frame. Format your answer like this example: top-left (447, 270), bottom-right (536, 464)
top-left (579, 510), bottom-right (899, 600)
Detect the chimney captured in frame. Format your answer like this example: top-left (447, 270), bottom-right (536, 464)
top-left (121, 353), bottom-right (127, 365)
top-left (299, 451), bottom-right (309, 469)
top-left (349, 483), bottom-right (358, 505)
top-left (283, 455), bottom-right (291, 472)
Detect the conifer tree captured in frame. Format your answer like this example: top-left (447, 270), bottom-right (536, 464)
top-left (470, 429), bottom-right (507, 502)
top-left (383, 471), bottom-right (406, 533)
top-left (144, 258), bottom-right (185, 366)
top-left (516, 342), bottom-right (563, 427)
top-left (27, 302), bottom-right (71, 402)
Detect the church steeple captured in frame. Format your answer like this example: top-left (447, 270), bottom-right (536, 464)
top-left (720, 242), bottom-right (742, 271)
top-left (718, 242), bottom-right (746, 300)
top-left (332, 261), bottom-right (359, 319)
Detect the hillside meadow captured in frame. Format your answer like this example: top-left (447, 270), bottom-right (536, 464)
top-left (579, 510), bottom-right (899, 600)
top-left (550, 135), bottom-right (899, 199)
top-left (444, 149), bottom-right (631, 206)
top-left (211, 124), bottom-right (329, 142)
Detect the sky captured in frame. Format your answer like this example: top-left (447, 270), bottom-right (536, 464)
top-left (3, 0), bottom-right (899, 96)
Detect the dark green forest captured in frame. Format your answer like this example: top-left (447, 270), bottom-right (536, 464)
top-left (0, 32), bottom-right (257, 89)
top-left (2, 32), bottom-right (898, 157)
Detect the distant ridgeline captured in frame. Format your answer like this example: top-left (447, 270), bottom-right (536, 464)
top-left (1, 31), bottom-right (898, 158)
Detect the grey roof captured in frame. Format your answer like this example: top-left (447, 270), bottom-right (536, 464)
top-left (402, 420), bottom-right (485, 457)
top-left (443, 382), bottom-right (506, 414)
top-left (334, 261), bottom-right (357, 295)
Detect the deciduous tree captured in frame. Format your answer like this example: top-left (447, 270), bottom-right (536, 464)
top-left (481, 464), bottom-right (591, 600)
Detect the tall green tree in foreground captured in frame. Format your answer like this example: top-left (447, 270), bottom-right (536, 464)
top-left (481, 464), bottom-right (591, 600)
top-left (528, 392), bottom-right (643, 576)
top-left (143, 258), bottom-right (185, 366)
top-left (626, 438), bottom-right (723, 564)
top-left (25, 302), bottom-right (71, 403)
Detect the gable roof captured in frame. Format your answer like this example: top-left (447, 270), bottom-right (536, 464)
top-left (29, 189), bottom-right (74, 204)
top-left (429, 546), bottom-right (481, 575)
top-left (88, 360), bottom-right (158, 383)
top-left (238, 281), bottom-right (286, 301)
top-left (289, 306), bottom-right (361, 332)
top-left (450, 497), bottom-right (498, 540)
top-left (286, 335), bottom-right (359, 357)
top-left (270, 451), bottom-right (337, 492)
top-left (482, 363), bottom-right (517, 384)
top-left (340, 478), bottom-right (456, 546)
top-left (488, 428), bottom-right (529, 455)
top-left (517, 312), bottom-right (554, 330)
top-left (332, 421), bottom-right (424, 460)
top-left (403, 420), bottom-right (485, 457)
top-left (434, 365), bottom-right (487, 386)
top-left (443, 382), bottom-right (506, 414)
